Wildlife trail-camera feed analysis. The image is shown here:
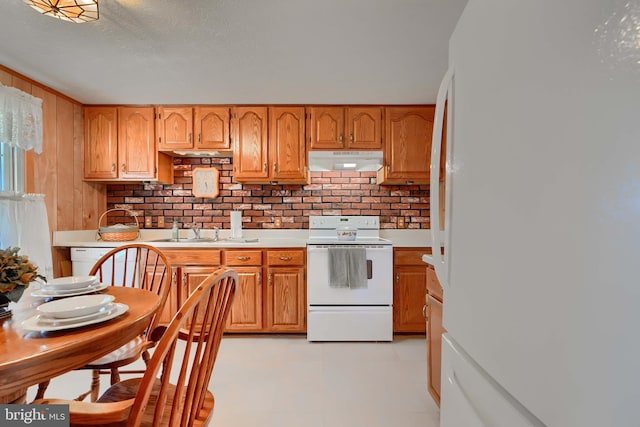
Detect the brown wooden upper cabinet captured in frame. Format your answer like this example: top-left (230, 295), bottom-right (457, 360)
top-left (84, 106), bottom-right (172, 183)
top-left (232, 106), bottom-right (307, 183)
top-left (157, 106), bottom-right (231, 152)
top-left (377, 106), bottom-right (434, 185)
top-left (308, 106), bottom-right (383, 150)
top-left (269, 107), bottom-right (307, 183)
top-left (232, 106), bottom-right (269, 181)
top-left (84, 106), bottom-right (118, 180)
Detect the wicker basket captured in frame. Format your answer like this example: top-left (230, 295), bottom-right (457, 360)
top-left (97, 208), bottom-right (140, 242)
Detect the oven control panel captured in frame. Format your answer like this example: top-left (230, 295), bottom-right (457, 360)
top-left (309, 216), bottom-right (379, 230)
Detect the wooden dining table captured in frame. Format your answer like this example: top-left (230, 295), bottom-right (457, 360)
top-left (0, 286), bottom-right (161, 403)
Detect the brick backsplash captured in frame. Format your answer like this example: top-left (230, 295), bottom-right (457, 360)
top-left (106, 157), bottom-right (431, 229)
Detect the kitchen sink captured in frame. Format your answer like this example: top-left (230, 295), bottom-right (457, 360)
top-left (147, 237), bottom-right (259, 244)
top-left (148, 238), bottom-right (221, 243)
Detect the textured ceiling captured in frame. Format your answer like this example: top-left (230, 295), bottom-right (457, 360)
top-left (0, 0), bottom-right (467, 105)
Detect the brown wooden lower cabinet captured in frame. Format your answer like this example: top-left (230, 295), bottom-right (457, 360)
top-left (225, 266), bottom-right (263, 331)
top-left (393, 248), bottom-right (430, 333)
top-left (426, 264), bottom-right (446, 406)
top-left (158, 247), bottom-right (306, 333)
top-left (266, 249), bottom-right (306, 332)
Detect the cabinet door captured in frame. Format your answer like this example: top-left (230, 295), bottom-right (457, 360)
top-left (266, 266), bottom-right (305, 332)
top-left (84, 107), bottom-right (118, 180)
top-left (347, 107), bottom-right (383, 150)
top-left (269, 107), bottom-right (307, 182)
top-left (383, 106), bottom-right (434, 183)
top-left (180, 266), bottom-right (218, 330)
top-left (393, 265), bottom-right (428, 333)
top-left (308, 106), bottom-right (344, 149)
top-left (232, 107), bottom-right (269, 181)
top-left (157, 107), bottom-right (193, 150)
top-left (117, 107), bottom-right (157, 180)
top-left (148, 268), bottom-right (178, 326)
top-left (225, 266), bottom-right (263, 332)
top-left (195, 106), bottom-right (231, 150)
top-left (427, 294), bottom-right (444, 406)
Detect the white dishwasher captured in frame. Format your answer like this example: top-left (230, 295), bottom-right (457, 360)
top-left (71, 247), bottom-right (136, 280)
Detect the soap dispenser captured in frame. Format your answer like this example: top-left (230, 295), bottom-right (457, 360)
top-left (171, 220), bottom-right (180, 240)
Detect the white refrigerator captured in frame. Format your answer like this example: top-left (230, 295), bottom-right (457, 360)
top-left (429, 1), bottom-right (640, 426)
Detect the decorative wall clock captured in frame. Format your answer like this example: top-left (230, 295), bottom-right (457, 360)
top-left (192, 167), bottom-right (220, 198)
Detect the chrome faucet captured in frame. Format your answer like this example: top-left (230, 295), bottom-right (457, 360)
top-left (191, 223), bottom-right (201, 240)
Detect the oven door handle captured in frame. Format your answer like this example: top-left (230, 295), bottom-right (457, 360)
top-left (367, 259), bottom-right (372, 280)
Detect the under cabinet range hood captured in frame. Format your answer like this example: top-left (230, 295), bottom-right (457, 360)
top-left (308, 151), bottom-right (383, 172)
top-left (171, 150), bottom-right (233, 158)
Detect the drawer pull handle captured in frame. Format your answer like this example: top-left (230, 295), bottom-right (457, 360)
top-left (237, 256), bottom-right (250, 261)
top-left (279, 256), bottom-right (292, 261)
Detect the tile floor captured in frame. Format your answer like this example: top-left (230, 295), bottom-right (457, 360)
top-left (27, 335), bottom-right (440, 427)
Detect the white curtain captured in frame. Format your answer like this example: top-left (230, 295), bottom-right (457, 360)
top-left (0, 192), bottom-right (53, 281)
top-left (0, 83), bottom-right (43, 153)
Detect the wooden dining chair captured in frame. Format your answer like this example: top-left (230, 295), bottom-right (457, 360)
top-left (36, 244), bottom-right (173, 402)
top-left (34, 267), bottom-right (238, 427)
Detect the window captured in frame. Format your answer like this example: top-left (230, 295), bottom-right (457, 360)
top-left (0, 144), bottom-right (24, 192)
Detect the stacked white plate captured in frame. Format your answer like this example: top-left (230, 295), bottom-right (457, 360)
top-left (23, 294), bottom-right (129, 332)
top-left (31, 275), bottom-right (108, 298)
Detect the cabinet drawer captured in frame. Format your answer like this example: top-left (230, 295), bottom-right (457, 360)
top-left (223, 250), bottom-right (262, 266)
top-left (267, 250), bottom-right (304, 266)
top-left (161, 249), bottom-right (221, 266)
top-left (394, 248), bottom-right (432, 265)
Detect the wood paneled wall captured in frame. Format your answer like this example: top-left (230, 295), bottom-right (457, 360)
top-left (0, 65), bottom-right (106, 277)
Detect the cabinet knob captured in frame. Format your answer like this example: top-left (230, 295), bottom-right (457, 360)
top-left (350, 133), bottom-right (354, 145)
top-left (111, 163), bottom-right (116, 172)
top-left (257, 272), bottom-right (261, 285)
top-left (188, 132), bottom-right (192, 143)
top-left (396, 273), bottom-right (399, 283)
top-left (121, 164), bottom-right (125, 173)
top-left (198, 133), bottom-right (201, 143)
top-left (268, 274), bottom-right (272, 286)
top-left (273, 162), bottom-right (277, 172)
top-left (263, 162), bottom-right (267, 172)
top-left (339, 134), bottom-right (344, 146)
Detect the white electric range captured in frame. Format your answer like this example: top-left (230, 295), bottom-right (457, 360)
top-left (306, 216), bottom-right (393, 342)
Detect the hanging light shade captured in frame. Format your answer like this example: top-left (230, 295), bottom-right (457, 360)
top-left (24, 0), bottom-right (99, 23)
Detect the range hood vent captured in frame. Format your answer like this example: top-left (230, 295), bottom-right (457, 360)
top-left (171, 150), bottom-right (233, 158)
top-left (308, 151), bottom-right (383, 172)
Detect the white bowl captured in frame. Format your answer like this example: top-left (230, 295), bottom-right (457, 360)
top-left (336, 227), bottom-right (357, 241)
top-left (44, 275), bottom-right (98, 290)
top-left (37, 294), bottom-right (115, 319)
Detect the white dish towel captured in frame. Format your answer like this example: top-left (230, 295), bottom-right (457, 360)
top-left (328, 247), bottom-right (368, 289)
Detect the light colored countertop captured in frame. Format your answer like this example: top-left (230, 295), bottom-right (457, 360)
top-left (53, 229), bottom-right (440, 249)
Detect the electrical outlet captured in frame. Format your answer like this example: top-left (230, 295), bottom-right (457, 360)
top-left (274, 217), bottom-right (282, 228)
top-left (157, 216), bottom-right (165, 228)
top-left (397, 217), bottom-right (406, 229)
top-left (144, 216), bottom-right (152, 228)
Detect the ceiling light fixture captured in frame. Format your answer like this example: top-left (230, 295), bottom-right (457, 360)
top-left (24, 0), bottom-right (99, 23)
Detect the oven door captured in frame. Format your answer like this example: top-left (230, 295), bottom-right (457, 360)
top-left (307, 245), bottom-right (392, 305)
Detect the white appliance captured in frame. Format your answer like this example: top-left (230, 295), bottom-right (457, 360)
top-left (71, 247), bottom-right (137, 283)
top-left (429, 1), bottom-right (640, 426)
top-left (306, 216), bottom-right (393, 341)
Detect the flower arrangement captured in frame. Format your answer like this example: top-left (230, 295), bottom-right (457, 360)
top-left (0, 247), bottom-right (45, 302)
